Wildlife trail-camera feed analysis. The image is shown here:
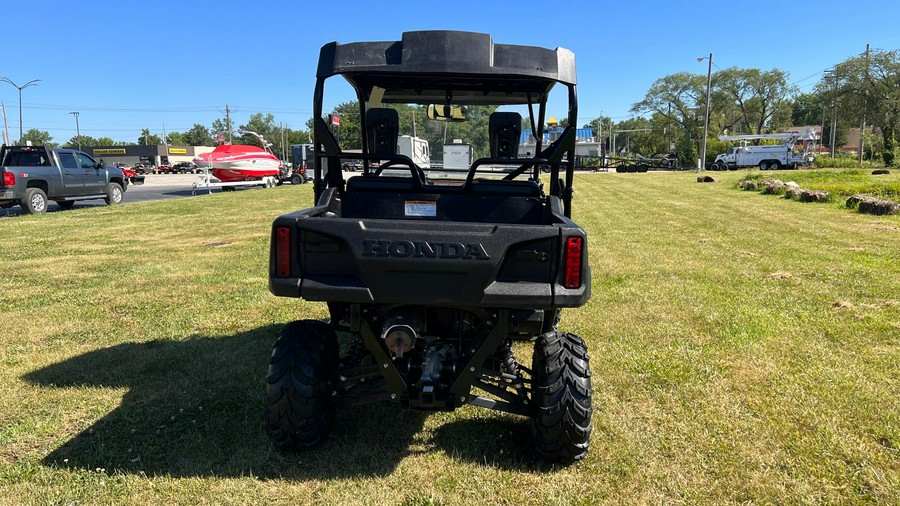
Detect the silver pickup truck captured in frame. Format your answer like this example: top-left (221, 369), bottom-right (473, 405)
top-left (0, 145), bottom-right (128, 214)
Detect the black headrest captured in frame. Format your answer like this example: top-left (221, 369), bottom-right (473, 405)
top-left (365, 108), bottom-right (399, 156)
top-left (489, 112), bottom-right (522, 158)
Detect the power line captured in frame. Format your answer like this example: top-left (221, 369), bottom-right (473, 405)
top-left (789, 71), bottom-right (825, 87)
top-left (19, 102), bottom-right (314, 115)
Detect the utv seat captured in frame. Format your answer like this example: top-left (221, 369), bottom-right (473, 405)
top-left (345, 175), bottom-right (417, 193)
top-left (470, 178), bottom-right (541, 197)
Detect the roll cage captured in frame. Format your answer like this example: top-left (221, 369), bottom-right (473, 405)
top-left (310, 30), bottom-right (579, 217)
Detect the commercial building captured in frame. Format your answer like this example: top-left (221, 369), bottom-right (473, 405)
top-left (80, 144), bottom-right (215, 168)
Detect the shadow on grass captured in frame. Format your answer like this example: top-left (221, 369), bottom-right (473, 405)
top-left (431, 417), bottom-right (556, 472)
top-left (23, 325), bottom-right (427, 479)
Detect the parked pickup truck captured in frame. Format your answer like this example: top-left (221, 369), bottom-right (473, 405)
top-left (0, 145), bottom-right (129, 214)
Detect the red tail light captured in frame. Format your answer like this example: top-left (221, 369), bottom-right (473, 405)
top-left (2, 171), bottom-right (14, 186)
top-left (275, 226), bottom-right (292, 277)
top-left (563, 236), bottom-right (583, 289)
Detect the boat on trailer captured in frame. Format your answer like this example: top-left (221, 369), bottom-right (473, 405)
top-left (193, 131), bottom-right (282, 182)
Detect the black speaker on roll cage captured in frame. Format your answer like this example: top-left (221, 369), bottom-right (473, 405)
top-left (365, 108), bottom-right (399, 156)
top-left (489, 112), bottom-right (522, 159)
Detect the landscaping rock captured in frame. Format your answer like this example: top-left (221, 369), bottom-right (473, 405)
top-left (784, 187), bottom-right (803, 199)
top-left (872, 169), bottom-right (890, 175)
top-left (785, 181), bottom-right (801, 189)
top-left (697, 175), bottom-right (718, 183)
top-left (738, 180), bottom-right (758, 190)
top-left (760, 179), bottom-right (786, 195)
top-left (799, 190), bottom-right (830, 203)
top-left (858, 196), bottom-right (900, 215)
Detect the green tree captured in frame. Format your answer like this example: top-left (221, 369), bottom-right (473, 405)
top-left (305, 102), bottom-right (364, 150)
top-left (63, 135), bottom-right (99, 148)
top-left (332, 101), bottom-right (363, 150)
top-left (138, 128), bottom-right (162, 145)
top-left (714, 67), bottom-right (792, 134)
top-left (633, 67), bottom-right (794, 164)
top-left (21, 129), bottom-right (56, 147)
top-left (183, 124), bottom-right (214, 146)
top-left (631, 72), bottom-right (707, 134)
top-left (286, 127), bottom-right (311, 146)
top-left (238, 113), bottom-right (277, 147)
top-left (210, 118), bottom-right (229, 136)
top-left (791, 92), bottom-right (848, 152)
top-left (167, 132), bottom-right (186, 145)
top-left (791, 92), bottom-right (825, 126)
top-left (631, 72), bottom-right (707, 161)
top-left (821, 49), bottom-right (900, 165)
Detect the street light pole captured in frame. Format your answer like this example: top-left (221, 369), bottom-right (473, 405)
top-left (0, 77), bottom-right (41, 144)
top-left (69, 111), bottom-right (81, 150)
top-left (697, 53), bottom-right (713, 172)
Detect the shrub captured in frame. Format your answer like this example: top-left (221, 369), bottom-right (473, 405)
top-left (813, 155), bottom-right (877, 169)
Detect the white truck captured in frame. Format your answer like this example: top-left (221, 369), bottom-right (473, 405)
top-left (397, 135), bottom-right (430, 169)
top-left (712, 130), bottom-right (817, 170)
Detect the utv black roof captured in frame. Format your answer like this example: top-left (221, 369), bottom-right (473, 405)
top-left (316, 30), bottom-right (576, 106)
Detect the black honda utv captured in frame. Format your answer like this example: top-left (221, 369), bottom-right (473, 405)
top-left (267, 31), bottom-right (592, 463)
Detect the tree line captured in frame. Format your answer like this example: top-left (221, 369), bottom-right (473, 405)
top-left (622, 47), bottom-right (900, 165)
top-left (17, 113), bottom-right (312, 160)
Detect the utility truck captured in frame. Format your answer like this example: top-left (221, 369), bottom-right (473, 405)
top-left (711, 130), bottom-right (817, 170)
top-left (266, 30), bottom-right (593, 463)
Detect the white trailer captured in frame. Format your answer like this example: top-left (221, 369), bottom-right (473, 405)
top-left (397, 135), bottom-right (430, 169)
top-left (191, 174), bottom-right (279, 195)
top-left (442, 141), bottom-right (474, 172)
top-left (712, 130), bottom-right (817, 170)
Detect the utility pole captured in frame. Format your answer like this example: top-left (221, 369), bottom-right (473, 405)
top-left (824, 68), bottom-right (837, 157)
top-left (698, 53), bottom-right (713, 172)
top-left (667, 102), bottom-right (673, 152)
top-left (1, 103), bottom-right (9, 145)
top-left (596, 114), bottom-right (603, 162)
top-left (830, 103), bottom-right (837, 158)
top-left (611, 123), bottom-right (616, 156)
top-left (225, 104), bottom-right (232, 143)
top-left (858, 43), bottom-right (870, 166)
top-left (69, 111), bottom-right (81, 150)
top-left (281, 122), bottom-right (287, 161)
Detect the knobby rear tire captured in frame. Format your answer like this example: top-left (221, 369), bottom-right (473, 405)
top-left (265, 319), bottom-right (339, 450)
top-left (531, 331), bottom-right (593, 463)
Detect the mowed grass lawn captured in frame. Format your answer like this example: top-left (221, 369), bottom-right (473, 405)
top-left (1, 170), bottom-right (898, 504)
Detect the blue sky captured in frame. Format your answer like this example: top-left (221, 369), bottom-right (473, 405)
top-left (3, 0), bottom-right (897, 144)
